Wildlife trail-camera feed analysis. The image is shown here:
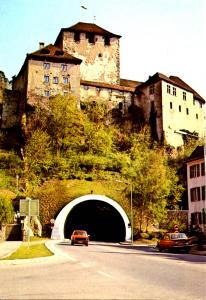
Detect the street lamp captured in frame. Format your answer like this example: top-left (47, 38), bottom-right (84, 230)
top-left (116, 180), bottom-right (133, 244)
top-left (130, 182), bottom-right (133, 245)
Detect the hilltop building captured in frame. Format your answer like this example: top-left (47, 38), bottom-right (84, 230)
top-left (1, 22), bottom-right (205, 148)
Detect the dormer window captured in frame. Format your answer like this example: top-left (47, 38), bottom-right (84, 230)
top-left (104, 36), bottom-right (110, 46)
top-left (74, 32), bottom-right (80, 42)
top-left (40, 49), bottom-right (50, 54)
top-left (55, 50), bottom-right (64, 56)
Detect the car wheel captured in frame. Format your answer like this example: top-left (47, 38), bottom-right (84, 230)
top-left (85, 242), bottom-right (88, 246)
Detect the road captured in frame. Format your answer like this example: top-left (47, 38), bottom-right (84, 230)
top-left (0, 241), bottom-right (206, 299)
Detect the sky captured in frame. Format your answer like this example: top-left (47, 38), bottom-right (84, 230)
top-left (0, 0), bottom-right (206, 99)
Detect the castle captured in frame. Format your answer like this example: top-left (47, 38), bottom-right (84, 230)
top-left (1, 22), bottom-right (205, 148)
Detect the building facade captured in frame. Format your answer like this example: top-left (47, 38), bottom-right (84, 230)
top-left (1, 22), bottom-right (205, 148)
top-left (135, 73), bottom-right (205, 148)
top-left (186, 146), bottom-right (206, 233)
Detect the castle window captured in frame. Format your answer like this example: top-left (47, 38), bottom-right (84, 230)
top-left (173, 87), bottom-right (176, 96)
top-left (98, 53), bottom-right (102, 58)
top-left (87, 33), bottom-right (95, 44)
top-left (149, 85), bottom-right (154, 94)
top-left (63, 77), bottom-right (69, 84)
top-left (104, 36), bottom-right (110, 46)
top-left (43, 63), bottom-right (50, 69)
top-left (44, 90), bottom-right (50, 97)
top-left (119, 102), bottom-right (123, 110)
top-left (193, 99), bottom-right (196, 105)
top-left (74, 32), bottom-right (80, 42)
top-left (170, 102), bottom-right (173, 109)
top-left (179, 105), bottom-right (181, 112)
top-left (44, 75), bottom-right (49, 83)
top-left (167, 84), bottom-right (171, 94)
top-left (186, 108), bottom-right (189, 115)
top-left (196, 113), bottom-right (198, 119)
top-left (53, 77), bottom-right (58, 84)
top-left (183, 91), bottom-right (186, 100)
top-left (61, 64), bottom-right (67, 71)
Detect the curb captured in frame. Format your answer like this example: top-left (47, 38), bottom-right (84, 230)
top-left (0, 240), bottom-right (69, 266)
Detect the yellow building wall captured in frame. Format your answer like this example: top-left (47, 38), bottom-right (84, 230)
top-left (27, 59), bottom-right (80, 105)
top-left (161, 81), bottom-right (204, 147)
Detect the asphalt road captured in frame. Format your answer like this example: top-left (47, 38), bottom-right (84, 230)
top-left (0, 241), bottom-right (206, 300)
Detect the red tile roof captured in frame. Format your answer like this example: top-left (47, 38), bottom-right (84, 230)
top-left (55, 22), bottom-right (121, 45)
top-left (28, 44), bottom-right (81, 64)
top-left (81, 80), bottom-right (135, 92)
top-left (137, 72), bottom-right (205, 103)
top-left (120, 78), bottom-right (142, 88)
top-left (187, 145), bottom-right (204, 162)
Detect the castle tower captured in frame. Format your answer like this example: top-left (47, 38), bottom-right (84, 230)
top-left (55, 22), bottom-right (121, 85)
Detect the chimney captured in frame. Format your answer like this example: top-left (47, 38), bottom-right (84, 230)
top-left (39, 42), bottom-right (45, 49)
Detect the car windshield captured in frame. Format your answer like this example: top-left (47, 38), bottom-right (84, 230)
top-left (73, 230), bottom-right (87, 236)
top-left (170, 233), bottom-right (187, 240)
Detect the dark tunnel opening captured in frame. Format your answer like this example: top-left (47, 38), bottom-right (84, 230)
top-left (64, 200), bottom-right (126, 242)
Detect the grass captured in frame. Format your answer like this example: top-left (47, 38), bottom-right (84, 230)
top-left (2, 238), bottom-right (53, 260)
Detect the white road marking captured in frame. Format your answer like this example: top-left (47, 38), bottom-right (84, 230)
top-left (79, 262), bottom-right (89, 267)
top-left (97, 270), bottom-right (114, 279)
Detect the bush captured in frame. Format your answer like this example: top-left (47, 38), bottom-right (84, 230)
top-left (0, 193), bottom-right (15, 226)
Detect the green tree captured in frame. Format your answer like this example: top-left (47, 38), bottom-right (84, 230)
top-left (47, 95), bottom-right (87, 155)
top-left (0, 194), bottom-right (14, 226)
top-left (120, 132), bottom-right (183, 232)
top-left (23, 129), bottom-right (52, 191)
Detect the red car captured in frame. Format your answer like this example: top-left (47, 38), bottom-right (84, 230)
top-left (71, 230), bottom-right (89, 246)
top-left (157, 232), bottom-right (195, 253)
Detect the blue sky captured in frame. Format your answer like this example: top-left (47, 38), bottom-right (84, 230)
top-left (0, 0), bottom-right (205, 99)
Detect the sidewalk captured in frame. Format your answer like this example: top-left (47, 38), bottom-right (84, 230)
top-left (0, 240), bottom-right (71, 265)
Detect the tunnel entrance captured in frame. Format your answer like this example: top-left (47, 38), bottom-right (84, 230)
top-left (51, 194), bottom-right (131, 241)
top-left (64, 200), bottom-right (126, 242)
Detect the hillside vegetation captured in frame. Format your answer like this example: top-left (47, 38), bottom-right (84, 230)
top-left (0, 95), bottom-right (202, 235)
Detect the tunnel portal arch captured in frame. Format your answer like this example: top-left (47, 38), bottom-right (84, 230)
top-left (51, 194), bottom-right (131, 241)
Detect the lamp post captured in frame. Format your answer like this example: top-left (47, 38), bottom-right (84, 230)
top-left (130, 182), bottom-right (133, 245)
top-left (116, 180), bottom-right (133, 244)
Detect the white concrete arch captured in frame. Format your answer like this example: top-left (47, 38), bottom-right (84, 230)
top-left (51, 194), bottom-right (131, 241)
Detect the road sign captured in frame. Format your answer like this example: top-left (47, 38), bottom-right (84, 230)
top-left (20, 198), bottom-right (39, 216)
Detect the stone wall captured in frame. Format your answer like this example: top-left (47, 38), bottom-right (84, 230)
top-left (1, 90), bottom-right (22, 128)
top-left (62, 32), bottom-right (120, 85)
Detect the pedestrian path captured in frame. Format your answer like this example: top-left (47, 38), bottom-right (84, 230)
top-left (0, 241), bottom-right (22, 259)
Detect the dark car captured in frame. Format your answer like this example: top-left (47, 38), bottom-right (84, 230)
top-left (71, 230), bottom-right (89, 246)
top-left (157, 232), bottom-right (196, 253)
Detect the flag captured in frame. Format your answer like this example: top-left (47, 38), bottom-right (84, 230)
top-left (81, 5), bottom-right (87, 10)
